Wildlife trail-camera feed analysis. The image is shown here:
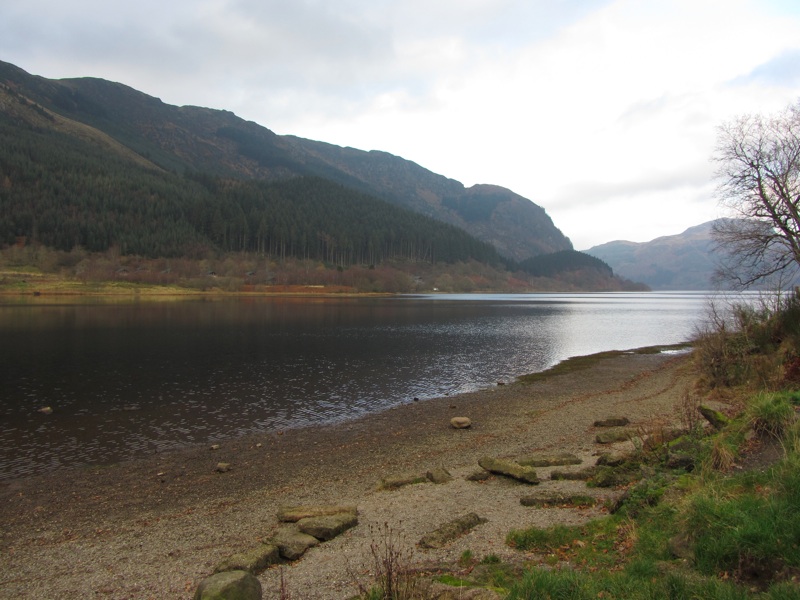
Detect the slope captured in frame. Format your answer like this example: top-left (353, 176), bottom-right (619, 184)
top-left (0, 59), bottom-right (571, 262)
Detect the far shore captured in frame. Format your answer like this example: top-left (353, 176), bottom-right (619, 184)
top-left (0, 348), bottom-right (696, 599)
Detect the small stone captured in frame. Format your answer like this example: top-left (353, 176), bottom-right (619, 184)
top-left (210, 444), bottom-right (221, 451)
top-left (466, 470), bottom-right (492, 482)
top-left (38, 406), bottom-right (53, 415)
top-left (426, 467), bottom-right (453, 484)
top-left (699, 405), bottom-right (729, 430)
top-left (215, 462), bottom-right (231, 473)
top-left (450, 416), bottom-right (472, 429)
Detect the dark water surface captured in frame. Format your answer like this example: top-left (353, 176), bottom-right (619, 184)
top-left (0, 292), bottom-right (721, 478)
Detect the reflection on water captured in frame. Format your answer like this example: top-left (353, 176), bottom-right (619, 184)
top-left (0, 292), bottom-right (729, 478)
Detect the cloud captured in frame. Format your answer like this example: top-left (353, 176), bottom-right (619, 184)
top-left (2, 0), bottom-right (800, 248)
top-left (554, 164), bottom-right (714, 209)
top-left (730, 49), bottom-right (800, 89)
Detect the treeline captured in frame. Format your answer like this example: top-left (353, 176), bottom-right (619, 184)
top-left (0, 114), bottom-right (505, 267)
top-left (519, 250), bottom-right (613, 278)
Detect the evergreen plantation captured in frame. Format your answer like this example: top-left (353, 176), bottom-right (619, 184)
top-left (0, 112), bottom-right (504, 266)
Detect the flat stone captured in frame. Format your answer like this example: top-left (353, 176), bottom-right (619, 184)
top-left (298, 512), bottom-right (358, 541)
top-left (271, 526), bottom-right (320, 561)
top-left (277, 505), bottom-right (358, 523)
top-left (418, 512), bottom-right (488, 549)
top-left (549, 467), bottom-right (596, 481)
top-left (450, 416), bottom-right (472, 429)
top-left (595, 429), bottom-right (634, 444)
top-left (520, 492), bottom-right (597, 507)
top-left (195, 570), bottom-right (262, 600)
top-left (213, 543), bottom-right (280, 575)
top-left (517, 452), bottom-right (582, 467)
top-left (594, 416), bottom-right (630, 427)
top-left (377, 473), bottom-right (428, 490)
top-left (478, 456), bottom-right (539, 484)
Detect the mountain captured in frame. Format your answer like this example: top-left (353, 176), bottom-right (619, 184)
top-left (0, 60), bottom-right (571, 262)
top-left (584, 221), bottom-right (725, 290)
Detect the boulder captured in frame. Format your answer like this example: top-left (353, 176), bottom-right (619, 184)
top-left (194, 570), bottom-right (262, 600)
top-left (213, 543), bottom-right (280, 575)
top-left (517, 452), bottom-right (581, 467)
top-left (594, 416), bottom-right (630, 427)
top-left (277, 505), bottom-right (357, 523)
top-left (298, 512), bottom-right (358, 541)
top-left (450, 416), bottom-right (472, 429)
top-left (271, 526), bottom-right (320, 561)
top-left (478, 456), bottom-right (539, 484)
top-left (426, 467), bottom-right (454, 484)
top-left (418, 513), bottom-right (488, 549)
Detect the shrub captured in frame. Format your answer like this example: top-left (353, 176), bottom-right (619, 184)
top-left (747, 391), bottom-right (799, 439)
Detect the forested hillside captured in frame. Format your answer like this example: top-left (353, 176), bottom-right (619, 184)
top-left (0, 59), bottom-right (571, 263)
top-left (0, 104), bottom-right (503, 266)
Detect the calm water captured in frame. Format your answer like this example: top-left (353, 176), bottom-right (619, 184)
top-left (0, 292), bottom-right (727, 479)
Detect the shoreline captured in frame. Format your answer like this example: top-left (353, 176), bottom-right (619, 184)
top-left (0, 344), bottom-right (689, 482)
top-left (0, 349), bottom-right (696, 599)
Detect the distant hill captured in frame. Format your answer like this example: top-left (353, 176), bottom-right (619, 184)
top-left (584, 221), bottom-right (726, 290)
top-left (0, 59), bottom-right (571, 262)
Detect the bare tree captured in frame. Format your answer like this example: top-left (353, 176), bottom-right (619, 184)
top-left (712, 100), bottom-right (800, 288)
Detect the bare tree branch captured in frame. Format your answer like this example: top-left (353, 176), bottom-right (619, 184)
top-left (712, 100), bottom-right (800, 289)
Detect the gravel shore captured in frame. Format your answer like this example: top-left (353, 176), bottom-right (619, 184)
top-left (0, 350), bottom-right (695, 599)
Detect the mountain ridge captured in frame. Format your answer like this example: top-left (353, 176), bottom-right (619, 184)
top-left (585, 221), bottom-right (724, 290)
top-left (0, 59), bottom-right (571, 262)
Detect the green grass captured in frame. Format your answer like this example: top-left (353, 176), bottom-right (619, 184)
top-left (687, 455), bottom-right (800, 579)
top-left (505, 567), bottom-right (754, 600)
top-left (746, 391), bottom-right (800, 439)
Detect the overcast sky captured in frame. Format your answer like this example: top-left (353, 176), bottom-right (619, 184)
top-left (4, 1), bottom-right (800, 248)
